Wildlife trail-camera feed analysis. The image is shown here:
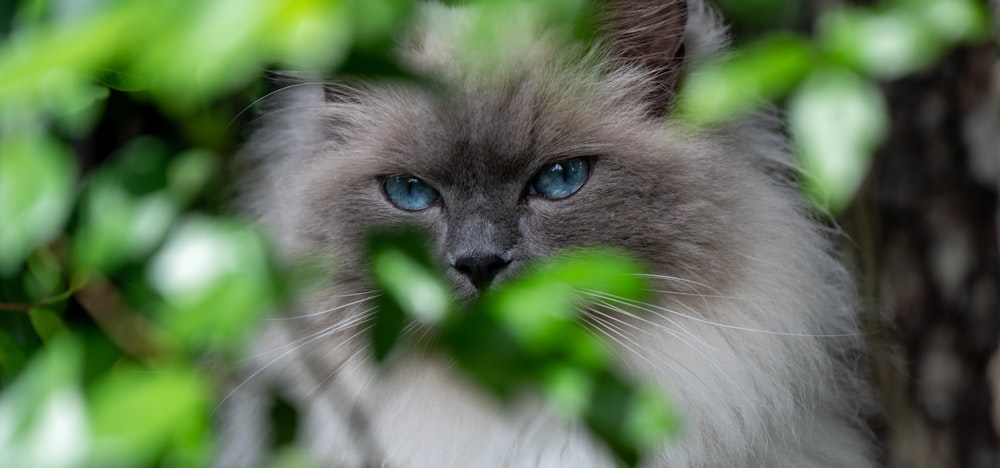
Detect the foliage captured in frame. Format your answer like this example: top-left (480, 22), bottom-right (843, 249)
top-left (0, 0), bottom-right (990, 467)
top-left (369, 229), bottom-right (676, 466)
top-left (678, 0), bottom-right (990, 212)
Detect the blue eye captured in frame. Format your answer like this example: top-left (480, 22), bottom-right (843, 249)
top-left (528, 158), bottom-right (590, 199)
top-left (383, 175), bottom-right (441, 211)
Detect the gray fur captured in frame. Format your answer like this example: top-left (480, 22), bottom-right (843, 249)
top-left (220, 1), bottom-right (877, 466)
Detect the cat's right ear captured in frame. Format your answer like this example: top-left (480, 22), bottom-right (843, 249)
top-left (598, 0), bottom-right (689, 116)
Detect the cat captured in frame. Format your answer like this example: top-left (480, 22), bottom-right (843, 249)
top-left (220, 0), bottom-right (878, 466)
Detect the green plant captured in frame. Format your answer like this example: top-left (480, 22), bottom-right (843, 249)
top-left (0, 0), bottom-right (990, 466)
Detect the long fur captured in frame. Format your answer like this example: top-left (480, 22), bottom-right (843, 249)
top-left (219, 1), bottom-right (877, 466)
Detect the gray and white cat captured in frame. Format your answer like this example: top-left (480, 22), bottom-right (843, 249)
top-left (220, 1), bottom-right (877, 466)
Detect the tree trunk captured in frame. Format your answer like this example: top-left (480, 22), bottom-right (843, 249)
top-left (844, 36), bottom-right (1000, 468)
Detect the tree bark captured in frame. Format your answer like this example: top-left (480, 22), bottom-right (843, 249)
top-left (845, 36), bottom-right (1000, 468)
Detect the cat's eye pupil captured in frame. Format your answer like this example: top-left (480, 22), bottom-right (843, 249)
top-left (383, 175), bottom-right (441, 211)
top-left (528, 157), bottom-right (590, 200)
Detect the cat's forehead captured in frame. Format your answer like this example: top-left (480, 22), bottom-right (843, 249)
top-left (333, 3), bottom-right (660, 189)
top-left (375, 76), bottom-right (614, 193)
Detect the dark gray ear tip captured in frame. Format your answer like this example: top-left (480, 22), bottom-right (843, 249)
top-left (601, 0), bottom-right (690, 115)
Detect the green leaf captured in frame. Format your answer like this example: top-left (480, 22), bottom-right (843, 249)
top-left (677, 34), bottom-right (813, 126)
top-left (818, 1), bottom-right (988, 80)
top-left (266, 0), bottom-right (353, 69)
top-left (789, 68), bottom-right (888, 213)
top-left (147, 217), bottom-right (278, 352)
top-left (914, 0), bottom-right (991, 43)
top-left (166, 149), bottom-right (217, 205)
top-left (23, 247), bottom-right (62, 299)
top-left (28, 307), bottom-right (66, 344)
top-left (818, 7), bottom-right (942, 79)
top-left (0, 128), bottom-right (76, 275)
top-left (370, 233), bottom-right (452, 326)
top-left (368, 228), bottom-right (452, 361)
top-left (366, 227), bottom-right (673, 465)
top-left (88, 365), bottom-right (211, 466)
top-left (74, 181), bottom-right (178, 272)
top-left (0, 328), bottom-right (28, 382)
top-left (0, 335), bottom-right (88, 468)
top-left (349, 0), bottom-right (416, 50)
top-left (624, 385), bottom-right (680, 449)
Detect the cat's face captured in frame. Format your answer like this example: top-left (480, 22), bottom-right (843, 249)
top-left (293, 47), bottom-right (747, 303)
top-left (243, 0), bottom-right (760, 307)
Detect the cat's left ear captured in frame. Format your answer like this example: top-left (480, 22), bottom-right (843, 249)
top-left (600, 0), bottom-right (688, 115)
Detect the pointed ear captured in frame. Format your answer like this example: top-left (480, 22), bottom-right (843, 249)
top-left (601, 0), bottom-right (688, 115)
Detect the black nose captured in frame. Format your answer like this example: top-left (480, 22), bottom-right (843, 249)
top-left (453, 254), bottom-right (510, 290)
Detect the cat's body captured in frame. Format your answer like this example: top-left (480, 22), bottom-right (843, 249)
top-left (220, 1), bottom-right (877, 466)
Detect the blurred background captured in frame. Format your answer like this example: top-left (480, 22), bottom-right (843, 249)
top-left (0, 0), bottom-right (997, 466)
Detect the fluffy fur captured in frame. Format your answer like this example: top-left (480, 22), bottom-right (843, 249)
top-left (220, 1), bottom-right (877, 466)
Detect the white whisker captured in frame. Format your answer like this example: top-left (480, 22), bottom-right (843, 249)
top-left (306, 332), bottom-right (374, 398)
top-left (241, 104), bottom-right (338, 129)
top-left (247, 309), bottom-right (376, 361)
top-left (583, 290), bottom-right (718, 352)
top-left (649, 300), bottom-right (858, 338)
top-left (582, 291), bottom-right (776, 451)
top-left (584, 309), bottom-right (672, 372)
top-left (228, 81), bottom-right (327, 129)
top-left (596, 289), bottom-right (857, 338)
top-left (217, 308), bottom-right (377, 412)
top-left (646, 289), bottom-right (736, 300)
top-left (265, 294), bottom-right (379, 321)
top-left (632, 273), bottom-right (722, 294)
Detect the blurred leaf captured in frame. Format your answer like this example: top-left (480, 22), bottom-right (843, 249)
top-left (147, 217), bottom-right (277, 352)
top-left (369, 228), bottom-right (451, 360)
top-left (0, 128), bottom-right (75, 275)
top-left (94, 67), bottom-right (149, 92)
top-left (166, 149), bottom-right (217, 205)
top-left (489, 249), bottom-right (646, 349)
top-left (0, 7), bottom-right (130, 113)
top-left (0, 0), bottom-right (365, 114)
top-left (624, 385), bottom-right (679, 448)
top-left (370, 229), bottom-right (452, 326)
top-left (0, 335), bottom-right (88, 468)
top-left (677, 34), bottom-right (813, 126)
top-left (819, 7), bottom-right (942, 79)
top-left (38, 68), bottom-right (108, 116)
top-left (0, 329), bottom-right (28, 381)
top-left (88, 365), bottom-right (210, 466)
top-left (24, 248), bottom-right (62, 299)
top-left (581, 374), bottom-right (679, 466)
top-left (368, 227), bottom-right (674, 466)
top-left (713, 0), bottom-right (802, 31)
top-left (74, 180), bottom-right (178, 272)
top-left (268, 392), bottom-right (299, 449)
top-left (28, 308), bottom-right (66, 344)
top-left (540, 364), bottom-right (593, 416)
top-left (267, 1), bottom-right (353, 68)
top-left (442, 0), bottom-right (593, 77)
top-left (350, 0), bottom-right (415, 49)
top-left (112, 138), bottom-right (171, 195)
top-left (789, 68), bottom-right (888, 212)
top-left (913, 0), bottom-right (991, 43)
top-left (819, 0), bottom-right (989, 80)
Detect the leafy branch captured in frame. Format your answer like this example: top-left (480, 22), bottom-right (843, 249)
top-left (368, 228), bottom-right (677, 467)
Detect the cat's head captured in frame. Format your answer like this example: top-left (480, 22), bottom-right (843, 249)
top-left (241, 0), bottom-right (768, 301)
